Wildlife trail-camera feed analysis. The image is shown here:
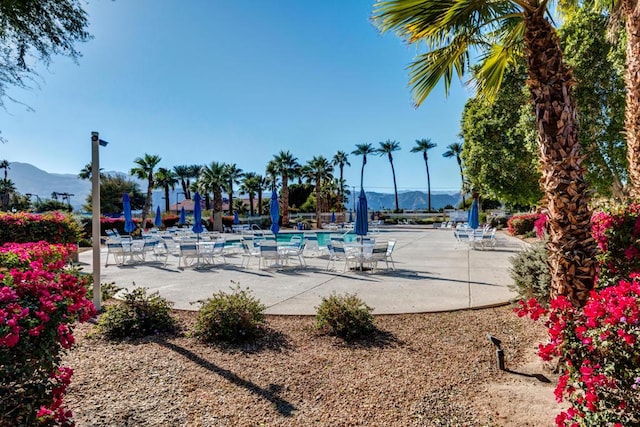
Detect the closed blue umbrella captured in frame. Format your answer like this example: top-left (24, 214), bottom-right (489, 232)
top-left (330, 211), bottom-right (336, 223)
top-left (468, 198), bottom-right (479, 230)
top-left (270, 189), bottom-right (279, 235)
top-left (179, 206), bottom-right (186, 225)
top-left (233, 210), bottom-right (239, 225)
top-left (154, 206), bottom-right (162, 227)
top-left (354, 188), bottom-right (369, 237)
top-left (122, 192), bottom-right (135, 234)
top-left (192, 192), bottom-right (203, 234)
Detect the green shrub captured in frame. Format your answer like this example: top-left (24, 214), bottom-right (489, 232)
top-left (509, 242), bottom-right (551, 306)
top-left (315, 293), bottom-right (375, 341)
top-left (97, 286), bottom-right (176, 339)
top-left (194, 285), bottom-right (266, 343)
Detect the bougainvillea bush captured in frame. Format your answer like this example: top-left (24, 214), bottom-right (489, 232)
top-left (0, 242), bottom-right (95, 426)
top-left (516, 282), bottom-right (640, 426)
top-left (0, 212), bottom-right (82, 245)
top-left (591, 204), bottom-right (640, 288)
top-left (515, 204), bottom-right (640, 426)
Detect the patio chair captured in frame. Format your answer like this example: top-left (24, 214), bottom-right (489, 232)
top-left (178, 243), bottom-right (199, 268)
top-left (326, 243), bottom-right (354, 271)
top-left (385, 240), bottom-right (397, 270)
top-left (240, 239), bottom-right (260, 268)
top-left (105, 242), bottom-right (127, 266)
top-left (478, 228), bottom-right (497, 250)
top-left (206, 241), bottom-right (226, 265)
top-left (282, 242), bottom-right (306, 267)
top-left (368, 242), bottom-right (389, 271)
top-left (160, 236), bottom-right (181, 267)
top-left (258, 242), bottom-right (279, 269)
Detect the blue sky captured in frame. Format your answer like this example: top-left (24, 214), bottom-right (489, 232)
top-left (1, 0), bottom-right (470, 194)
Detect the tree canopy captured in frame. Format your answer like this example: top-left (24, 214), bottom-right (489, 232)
top-left (0, 0), bottom-right (90, 108)
top-left (460, 65), bottom-right (542, 207)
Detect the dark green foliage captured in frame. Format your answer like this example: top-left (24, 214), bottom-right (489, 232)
top-left (559, 10), bottom-right (627, 200)
top-left (83, 174), bottom-right (145, 214)
top-left (97, 287), bottom-right (176, 339)
top-left (460, 64), bottom-right (542, 207)
top-left (194, 286), bottom-right (266, 344)
top-left (509, 243), bottom-right (551, 306)
top-left (0, 0), bottom-right (90, 108)
top-left (315, 293), bottom-right (376, 341)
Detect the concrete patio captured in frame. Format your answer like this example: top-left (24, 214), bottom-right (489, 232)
top-left (78, 227), bottom-right (527, 315)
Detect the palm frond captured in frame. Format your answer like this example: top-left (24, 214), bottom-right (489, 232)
top-left (408, 31), bottom-right (477, 103)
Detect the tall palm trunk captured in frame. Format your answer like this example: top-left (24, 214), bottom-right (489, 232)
top-left (248, 193), bottom-right (255, 216)
top-left (228, 184), bottom-right (234, 214)
top-left (457, 159), bottom-right (466, 206)
top-left (389, 158), bottom-right (399, 212)
top-left (423, 152), bottom-right (432, 212)
top-left (142, 176), bottom-right (154, 230)
top-left (315, 182), bottom-right (322, 229)
top-left (164, 187), bottom-right (170, 212)
top-left (338, 166), bottom-right (344, 210)
top-left (213, 190), bottom-right (223, 231)
top-left (623, 1), bottom-right (640, 198)
top-left (524, 13), bottom-right (596, 305)
top-left (281, 175), bottom-right (290, 225)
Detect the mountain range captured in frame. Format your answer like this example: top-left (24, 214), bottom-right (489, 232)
top-left (6, 162), bottom-right (461, 211)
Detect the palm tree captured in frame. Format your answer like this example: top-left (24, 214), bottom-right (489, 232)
top-left (271, 150), bottom-right (301, 226)
top-left (199, 162), bottom-right (226, 231)
top-left (331, 151), bottom-right (350, 210)
top-left (78, 162), bottom-right (105, 181)
top-left (442, 142), bottom-right (466, 206)
top-left (173, 165), bottom-right (190, 199)
top-left (302, 156), bottom-right (334, 229)
top-left (224, 163), bottom-right (244, 214)
top-left (411, 139), bottom-right (438, 212)
top-left (185, 164), bottom-right (202, 200)
top-left (130, 153), bottom-right (161, 229)
top-left (0, 160), bottom-right (10, 180)
top-left (240, 172), bottom-right (261, 217)
top-left (373, 0), bottom-right (596, 304)
top-left (352, 143), bottom-right (376, 190)
top-left (377, 140), bottom-right (401, 212)
top-left (265, 160), bottom-right (279, 191)
top-left (154, 167), bottom-right (178, 212)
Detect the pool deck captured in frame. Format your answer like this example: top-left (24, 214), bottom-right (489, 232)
top-left (78, 227), bottom-right (527, 316)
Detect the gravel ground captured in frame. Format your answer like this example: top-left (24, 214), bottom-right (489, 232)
top-left (62, 306), bottom-right (558, 426)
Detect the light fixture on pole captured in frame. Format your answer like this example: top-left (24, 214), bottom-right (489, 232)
top-left (91, 132), bottom-right (108, 311)
top-left (176, 191), bottom-right (185, 214)
top-left (25, 193), bottom-right (41, 212)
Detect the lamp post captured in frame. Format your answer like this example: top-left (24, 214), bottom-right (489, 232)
top-left (91, 132), bottom-right (108, 311)
top-left (25, 193), bottom-right (41, 212)
top-left (176, 191), bottom-right (184, 214)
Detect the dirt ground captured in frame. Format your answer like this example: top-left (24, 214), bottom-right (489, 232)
top-left (60, 305), bottom-right (561, 426)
